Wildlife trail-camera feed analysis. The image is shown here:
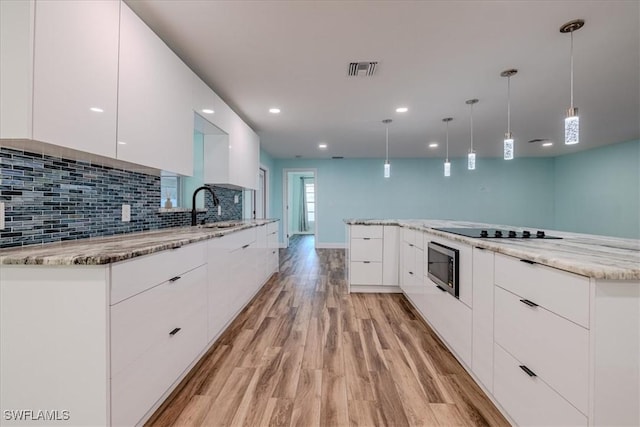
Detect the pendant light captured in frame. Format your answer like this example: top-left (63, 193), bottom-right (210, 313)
top-left (443, 117), bottom-right (453, 176)
top-left (560, 19), bottom-right (584, 145)
top-left (382, 119), bottom-right (392, 178)
top-left (466, 99), bottom-right (478, 170)
top-left (501, 69), bottom-right (517, 160)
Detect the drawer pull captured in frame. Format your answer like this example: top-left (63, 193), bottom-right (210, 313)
top-left (520, 259), bottom-right (536, 265)
top-left (242, 244), bottom-right (250, 249)
top-left (363, 238), bottom-right (371, 240)
top-left (408, 271), bottom-right (414, 275)
top-left (272, 251), bottom-right (276, 254)
top-left (436, 285), bottom-right (447, 292)
top-left (363, 261), bottom-right (371, 264)
top-left (519, 365), bottom-right (537, 377)
top-left (520, 298), bottom-right (539, 308)
top-left (169, 327), bottom-right (181, 336)
top-left (169, 276), bottom-right (181, 282)
top-left (408, 243), bottom-right (414, 247)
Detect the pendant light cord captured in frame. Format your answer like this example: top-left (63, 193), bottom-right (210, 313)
top-left (385, 125), bottom-right (389, 161)
top-left (445, 120), bottom-right (449, 161)
top-left (470, 103), bottom-right (474, 152)
top-left (570, 30), bottom-right (574, 108)
top-left (507, 76), bottom-right (511, 134)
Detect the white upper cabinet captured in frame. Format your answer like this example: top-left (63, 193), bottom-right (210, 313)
top-left (1, 0), bottom-right (119, 158)
top-left (193, 75), bottom-right (259, 190)
top-left (0, 0), bottom-right (34, 139)
top-left (117, 3), bottom-right (194, 175)
top-left (32, 0), bottom-right (119, 158)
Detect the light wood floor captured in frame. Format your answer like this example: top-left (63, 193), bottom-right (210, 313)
top-left (146, 235), bottom-right (509, 427)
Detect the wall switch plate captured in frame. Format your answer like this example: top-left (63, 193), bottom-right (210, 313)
top-left (121, 204), bottom-right (131, 222)
top-left (217, 205), bottom-right (222, 216)
top-left (0, 202), bottom-right (5, 230)
top-left (234, 195), bottom-right (239, 204)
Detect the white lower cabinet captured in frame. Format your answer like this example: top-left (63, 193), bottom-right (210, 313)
top-left (494, 285), bottom-right (589, 414)
top-left (349, 225), bottom-right (400, 292)
top-left (0, 223), bottom-right (280, 427)
top-left (494, 344), bottom-right (587, 427)
top-left (471, 247), bottom-right (494, 392)
top-left (110, 265), bottom-right (208, 427)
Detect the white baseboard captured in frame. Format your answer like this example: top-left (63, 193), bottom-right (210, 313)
top-left (315, 242), bottom-right (346, 249)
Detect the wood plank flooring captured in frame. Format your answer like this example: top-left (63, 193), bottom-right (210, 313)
top-left (146, 235), bottom-right (509, 427)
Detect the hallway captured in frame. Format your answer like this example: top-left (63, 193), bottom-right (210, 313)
top-left (147, 234), bottom-right (508, 426)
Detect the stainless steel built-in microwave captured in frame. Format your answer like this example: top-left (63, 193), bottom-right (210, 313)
top-left (427, 241), bottom-right (459, 298)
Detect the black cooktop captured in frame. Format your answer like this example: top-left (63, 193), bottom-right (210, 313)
top-left (434, 227), bottom-right (562, 239)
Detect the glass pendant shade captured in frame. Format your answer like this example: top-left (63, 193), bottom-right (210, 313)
top-left (504, 133), bottom-right (514, 160)
top-left (384, 161), bottom-right (391, 178)
top-left (444, 161), bottom-right (451, 177)
top-left (467, 152), bottom-right (476, 170)
top-left (565, 108), bottom-right (579, 145)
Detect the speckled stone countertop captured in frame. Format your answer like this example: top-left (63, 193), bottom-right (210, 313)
top-left (345, 219), bottom-right (640, 280)
top-left (0, 219), bottom-right (279, 266)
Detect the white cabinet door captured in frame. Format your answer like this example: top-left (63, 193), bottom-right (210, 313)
top-left (494, 344), bottom-right (587, 427)
top-left (472, 247), bottom-right (494, 392)
top-left (203, 123), bottom-right (259, 190)
top-left (117, 3), bottom-right (194, 175)
top-left (0, 0), bottom-right (34, 139)
top-left (32, 0), bottom-right (119, 158)
top-left (382, 226), bottom-right (399, 286)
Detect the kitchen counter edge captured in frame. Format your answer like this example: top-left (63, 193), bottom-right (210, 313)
top-left (0, 219), bottom-right (280, 266)
top-left (345, 219), bottom-right (640, 280)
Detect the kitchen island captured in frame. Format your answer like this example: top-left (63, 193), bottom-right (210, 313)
top-left (345, 219), bottom-right (639, 427)
top-left (0, 219), bottom-right (279, 427)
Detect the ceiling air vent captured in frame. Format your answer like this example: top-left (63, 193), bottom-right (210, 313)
top-left (348, 61), bottom-right (377, 77)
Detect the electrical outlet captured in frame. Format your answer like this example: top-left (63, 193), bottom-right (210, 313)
top-left (217, 205), bottom-right (222, 216)
top-left (234, 195), bottom-right (239, 204)
top-left (0, 202), bottom-right (5, 230)
top-left (121, 204), bottom-right (131, 222)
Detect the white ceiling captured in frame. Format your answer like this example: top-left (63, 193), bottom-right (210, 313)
top-left (126, 0), bottom-right (639, 159)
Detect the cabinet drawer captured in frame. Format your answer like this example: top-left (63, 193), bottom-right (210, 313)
top-left (351, 238), bottom-right (383, 262)
top-left (494, 286), bottom-right (589, 414)
top-left (494, 253), bottom-right (589, 327)
top-left (110, 265), bottom-right (207, 378)
top-left (494, 344), bottom-right (587, 427)
top-left (268, 232), bottom-right (279, 248)
top-left (351, 225), bottom-right (383, 239)
top-left (422, 277), bottom-right (472, 366)
top-left (350, 261), bottom-right (382, 285)
top-left (267, 221), bottom-right (279, 234)
top-left (222, 227), bottom-right (257, 250)
top-left (111, 241), bottom-right (206, 304)
top-left (402, 228), bottom-right (424, 249)
top-left (111, 301), bottom-right (207, 427)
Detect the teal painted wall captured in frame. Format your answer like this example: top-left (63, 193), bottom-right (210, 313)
top-left (259, 148), bottom-right (276, 218)
top-left (272, 157), bottom-right (556, 245)
top-left (554, 139), bottom-right (640, 238)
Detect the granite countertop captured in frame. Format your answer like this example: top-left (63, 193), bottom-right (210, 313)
top-left (0, 219), bottom-right (279, 266)
top-left (345, 219), bottom-right (640, 280)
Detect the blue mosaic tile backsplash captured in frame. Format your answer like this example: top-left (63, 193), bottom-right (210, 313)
top-left (0, 147), bottom-right (242, 249)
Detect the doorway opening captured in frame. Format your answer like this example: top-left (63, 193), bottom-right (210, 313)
top-left (283, 169), bottom-right (317, 248)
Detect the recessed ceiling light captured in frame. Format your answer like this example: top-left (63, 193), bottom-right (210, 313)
top-left (396, 107), bottom-right (408, 113)
top-left (201, 109), bottom-right (214, 114)
top-left (428, 142), bottom-right (439, 148)
top-left (318, 143), bottom-right (328, 149)
top-left (269, 108), bottom-right (281, 114)
top-left (89, 107), bottom-right (104, 113)
top-left (542, 142), bottom-right (554, 147)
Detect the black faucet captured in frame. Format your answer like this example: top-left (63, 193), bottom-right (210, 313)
top-left (191, 186), bottom-right (220, 226)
